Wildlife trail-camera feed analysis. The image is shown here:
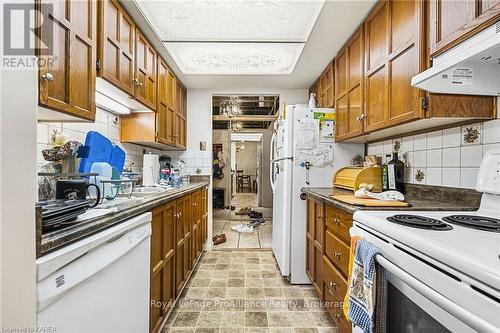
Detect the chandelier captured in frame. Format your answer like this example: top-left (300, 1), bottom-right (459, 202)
top-left (219, 96), bottom-right (241, 118)
top-left (228, 121), bottom-right (243, 132)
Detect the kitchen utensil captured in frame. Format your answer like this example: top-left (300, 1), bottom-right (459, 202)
top-left (55, 179), bottom-right (100, 207)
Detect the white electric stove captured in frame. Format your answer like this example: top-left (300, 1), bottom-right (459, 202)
top-left (351, 149), bottom-right (500, 333)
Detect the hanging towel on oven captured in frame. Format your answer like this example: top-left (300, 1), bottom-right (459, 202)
top-left (345, 238), bottom-right (387, 333)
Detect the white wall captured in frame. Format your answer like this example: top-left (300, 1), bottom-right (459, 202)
top-left (0, 6), bottom-right (38, 325)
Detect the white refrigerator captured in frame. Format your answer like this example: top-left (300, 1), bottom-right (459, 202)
top-left (270, 105), bottom-right (363, 284)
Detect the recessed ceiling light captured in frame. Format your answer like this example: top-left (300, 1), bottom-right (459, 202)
top-left (164, 42), bottom-right (305, 75)
top-left (136, 0), bottom-right (325, 42)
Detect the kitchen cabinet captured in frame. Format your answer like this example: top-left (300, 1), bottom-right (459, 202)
top-left (149, 187), bottom-right (208, 332)
top-left (306, 198), bottom-right (324, 297)
top-left (175, 81), bottom-right (187, 149)
top-left (324, 0), bottom-right (497, 142)
top-left (121, 58), bottom-right (187, 150)
top-left (429, 0), bottom-right (500, 58)
top-left (306, 197), bottom-right (352, 333)
top-left (335, 27), bottom-right (364, 140)
top-left (311, 62), bottom-right (334, 108)
top-left (97, 0), bottom-right (135, 95)
top-left (135, 28), bottom-right (157, 111)
top-left (37, 0), bottom-right (97, 122)
top-left (175, 194), bottom-right (192, 296)
top-left (157, 57), bottom-right (176, 146)
top-left (150, 201), bottom-right (175, 333)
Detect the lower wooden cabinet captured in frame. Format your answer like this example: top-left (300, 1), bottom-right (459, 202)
top-left (306, 196), bottom-right (353, 333)
top-left (149, 187), bottom-right (208, 332)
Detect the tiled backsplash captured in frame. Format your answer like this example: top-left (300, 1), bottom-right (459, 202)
top-left (37, 108), bottom-right (212, 175)
top-left (367, 119), bottom-right (500, 189)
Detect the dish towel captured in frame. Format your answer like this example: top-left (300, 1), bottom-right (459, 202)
top-left (344, 238), bottom-right (387, 333)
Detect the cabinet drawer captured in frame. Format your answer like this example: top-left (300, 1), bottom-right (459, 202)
top-left (325, 205), bottom-right (353, 244)
top-left (322, 255), bottom-right (348, 303)
top-left (325, 286), bottom-right (352, 333)
top-left (325, 230), bottom-right (350, 277)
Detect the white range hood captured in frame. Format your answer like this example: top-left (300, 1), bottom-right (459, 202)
top-left (411, 21), bottom-right (500, 96)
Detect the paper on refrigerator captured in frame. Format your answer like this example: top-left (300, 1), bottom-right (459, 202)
top-left (294, 118), bottom-right (334, 167)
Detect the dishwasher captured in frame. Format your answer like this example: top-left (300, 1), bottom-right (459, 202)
top-left (36, 212), bottom-right (152, 333)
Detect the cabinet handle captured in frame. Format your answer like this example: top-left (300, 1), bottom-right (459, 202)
top-left (360, 113), bottom-right (366, 120)
top-left (333, 218), bottom-right (340, 225)
top-left (334, 252), bottom-right (341, 258)
top-left (42, 73), bottom-right (54, 81)
top-left (138, 82), bottom-right (143, 87)
top-left (335, 314), bottom-right (341, 319)
top-left (329, 281), bottom-right (336, 287)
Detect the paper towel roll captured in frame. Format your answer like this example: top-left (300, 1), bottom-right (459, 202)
top-left (143, 154), bottom-right (160, 186)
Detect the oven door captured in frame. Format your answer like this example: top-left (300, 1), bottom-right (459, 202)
top-left (351, 223), bottom-right (499, 333)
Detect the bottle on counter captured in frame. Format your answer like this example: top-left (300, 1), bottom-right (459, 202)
top-left (387, 152), bottom-right (405, 193)
top-left (382, 154), bottom-right (391, 191)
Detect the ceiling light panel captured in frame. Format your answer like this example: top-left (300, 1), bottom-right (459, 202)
top-left (164, 42), bottom-right (304, 75)
top-left (135, 0), bottom-right (325, 42)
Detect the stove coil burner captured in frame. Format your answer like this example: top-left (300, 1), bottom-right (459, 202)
top-left (387, 214), bottom-right (453, 230)
top-left (442, 215), bottom-right (500, 233)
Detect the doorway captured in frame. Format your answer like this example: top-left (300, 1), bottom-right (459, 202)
top-left (211, 95), bottom-right (279, 249)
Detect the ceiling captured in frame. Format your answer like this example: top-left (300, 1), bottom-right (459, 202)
top-left (212, 95), bottom-right (279, 130)
top-left (132, 0), bottom-right (376, 89)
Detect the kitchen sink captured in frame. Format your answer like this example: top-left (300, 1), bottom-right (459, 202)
top-left (130, 186), bottom-right (169, 197)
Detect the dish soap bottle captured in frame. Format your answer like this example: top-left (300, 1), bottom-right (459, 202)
top-left (382, 154), bottom-right (391, 191)
top-left (387, 152), bottom-right (405, 193)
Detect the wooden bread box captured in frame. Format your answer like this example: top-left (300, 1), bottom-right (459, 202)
top-left (334, 167), bottom-right (382, 192)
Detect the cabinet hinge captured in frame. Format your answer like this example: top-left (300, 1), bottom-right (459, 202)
top-left (96, 59), bottom-right (101, 71)
top-left (421, 97), bottom-right (429, 112)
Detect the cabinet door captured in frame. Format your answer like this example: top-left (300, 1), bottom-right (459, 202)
top-left (306, 199), bottom-right (315, 282)
top-left (179, 195), bottom-right (192, 280)
top-left (364, 1), bottom-right (389, 132)
top-left (306, 198), bottom-right (324, 297)
top-left (174, 82), bottom-right (187, 149)
top-left (98, 0), bottom-right (135, 95)
top-left (175, 199), bottom-right (186, 296)
top-left (364, 0), bottom-right (424, 133)
top-left (429, 0), bottom-right (500, 57)
top-left (150, 202), bottom-right (175, 333)
top-left (157, 57), bottom-right (175, 145)
top-left (347, 29), bottom-right (364, 138)
top-left (387, 0), bottom-right (424, 125)
top-left (38, 0), bottom-right (97, 121)
top-left (135, 29), bottom-right (157, 110)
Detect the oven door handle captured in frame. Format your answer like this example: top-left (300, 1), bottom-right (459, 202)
top-left (376, 255), bottom-right (498, 333)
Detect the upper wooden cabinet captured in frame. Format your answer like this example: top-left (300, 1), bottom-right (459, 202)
top-left (335, 27), bottom-right (364, 141)
top-left (121, 55), bottom-right (187, 150)
top-left (157, 58), bottom-right (176, 146)
top-left (364, 0), bottom-right (425, 133)
top-left (314, 63), bottom-right (335, 108)
top-left (429, 0), bottom-right (500, 57)
top-left (97, 0), bottom-right (135, 95)
top-left (135, 29), bottom-right (157, 110)
top-left (37, 0), bottom-right (97, 121)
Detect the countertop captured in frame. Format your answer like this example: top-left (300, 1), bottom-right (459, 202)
top-left (39, 182), bottom-right (209, 256)
top-left (301, 185), bottom-right (481, 214)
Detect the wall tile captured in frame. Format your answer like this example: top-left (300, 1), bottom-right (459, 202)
top-left (442, 147), bottom-right (460, 167)
top-left (483, 143), bottom-right (500, 155)
top-left (426, 168), bottom-right (442, 186)
top-left (426, 149), bottom-right (442, 167)
top-left (461, 123), bottom-right (482, 146)
top-left (426, 131), bottom-right (442, 149)
top-left (442, 168), bottom-right (460, 187)
top-left (413, 150), bottom-right (427, 167)
top-left (413, 134), bottom-right (427, 151)
top-left (37, 124), bottom-right (49, 144)
top-left (366, 121), bottom-right (492, 189)
top-left (460, 145), bottom-right (482, 167)
top-left (442, 127), bottom-right (461, 148)
top-left (401, 136), bottom-right (414, 153)
top-left (383, 140), bottom-right (393, 155)
top-left (460, 168), bottom-right (479, 189)
top-left (413, 168), bottom-right (426, 184)
top-left (483, 119), bottom-right (500, 144)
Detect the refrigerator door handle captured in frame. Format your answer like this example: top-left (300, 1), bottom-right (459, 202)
top-left (270, 132), bottom-right (277, 192)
